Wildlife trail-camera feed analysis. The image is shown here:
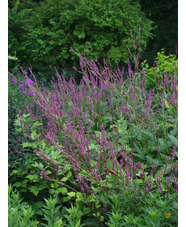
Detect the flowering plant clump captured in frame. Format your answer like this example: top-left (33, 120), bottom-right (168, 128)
top-left (9, 47), bottom-right (178, 225)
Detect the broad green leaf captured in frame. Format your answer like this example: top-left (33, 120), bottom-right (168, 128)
top-left (67, 171), bottom-right (72, 178)
top-left (88, 143), bottom-right (97, 150)
top-left (22, 180), bottom-right (28, 187)
top-left (28, 186), bottom-right (40, 196)
top-left (75, 219), bottom-right (81, 227)
top-left (63, 164), bottom-right (71, 171)
top-left (61, 177), bottom-right (68, 182)
top-left (13, 182), bottom-right (21, 187)
top-left (67, 192), bottom-right (76, 197)
top-left (58, 187), bottom-right (68, 195)
top-left (22, 142), bottom-right (32, 148)
top-left (45, 170), bottom-right (52, 175)
top-left (31, 130), bottom-right (37, 140)
top-left (161, 181), bottom-right (168, 192)
top-left (107, 159), bottom-right (114, 170)
top-left (26, 174), bottom-right (39, 181)
top-left (54, 219), bottom-right (63, 227)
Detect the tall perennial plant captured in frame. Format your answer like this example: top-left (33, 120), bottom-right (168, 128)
top-left (9, 49), bottom-right (178, 225)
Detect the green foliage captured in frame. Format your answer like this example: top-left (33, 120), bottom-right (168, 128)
top-left (8, 1), bottom-right (33, 68)
top-left (105, 185), bottom-right (177, 226)
top-left (41, 197), bottom-right (64, 227)
top-left (8, 70), bottom-right (34, 147)
top-left (8, 185), bottom-right (39, 226)
top-left (142, 49), bottom-right (178, 89)
top-left (64, 205), bottom-right (85, 227)
top-left (9, 0), bottom-right (153, 74)
top-left (8, 0), bottom-right (42, 10)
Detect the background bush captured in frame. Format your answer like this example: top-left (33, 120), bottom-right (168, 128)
top-left (142, 49), bottom-right (178, 89)
top-left (8, 0), bottom-right (153, 80)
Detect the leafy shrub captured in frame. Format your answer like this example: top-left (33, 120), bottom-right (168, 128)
top-left (8, 184), bottom-right (39, 226)
top-left (106, 186), bottom-right (178, 226)
top-left (8, 0), bottom-right (41, 10)
top-left (8, 1), bottom-right (33, 69)
top-left (9, 0), bottom-right (153, 74)
top-left (142, 49), bottom-right (178, 89)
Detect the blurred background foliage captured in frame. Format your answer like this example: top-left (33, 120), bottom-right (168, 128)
top-left (139, 0), bottom-right (178, 64)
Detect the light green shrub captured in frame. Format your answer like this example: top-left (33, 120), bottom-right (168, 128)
top-left (142, 49), bottom-right (178, 89)
top-left (8, 184), bottom-right (39, 227)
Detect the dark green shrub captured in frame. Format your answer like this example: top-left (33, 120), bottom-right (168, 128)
top-left (9, 0), bottom-right (153, 74)
top-left (8, 0), bottom-right (42, 10)
top-left (8, 1), bottom-right (34, 69)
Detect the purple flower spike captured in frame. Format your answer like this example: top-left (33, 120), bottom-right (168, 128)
top-left (11, 79), bottom-right (16, 84)
top-left (136, 162), bottom-right (143, 170)
top-left (140, 171), bottom-right (145, 180)
top-left (19, 84), bottom-right (27, 90)
top-left (25, 78), bottom-right (34, 85)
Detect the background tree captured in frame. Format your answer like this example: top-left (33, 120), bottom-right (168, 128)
top-left (8, 0), bottom-right (153, 80)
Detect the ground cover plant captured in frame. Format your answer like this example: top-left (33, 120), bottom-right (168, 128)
top-left (8, 37), bottom-right (178, 226)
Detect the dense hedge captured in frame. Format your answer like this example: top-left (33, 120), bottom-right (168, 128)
top-left (8, 0), bottom-right (153, 74)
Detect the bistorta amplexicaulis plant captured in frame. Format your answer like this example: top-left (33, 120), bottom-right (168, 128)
top-left (9, 36), bottom-right (178, 225)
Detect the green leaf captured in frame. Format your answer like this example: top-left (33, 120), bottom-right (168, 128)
top-left (22, 142), bottom-right (31, 148)
top-left (54, 219), bottom-right (63, 227)
top-left (63, 165), bottom-right (71, 171)
top-left (28, 186), bottom-right (40, 196)
top-left (31, 130), bottom-right (37, 140)
top-left (88, 143), bottom-right (97, 150)
top-left (67, 192), bottom-right (76, 197)
top-left (58, 187), bottom-right (68, 195)
top-left (67, 171), bottom-right (72, 178)
top-left (23, 114), bottom-right (30, 118)
top-left (26, 174), bottom-right (39, 181)
top-left (13, 182), bottom-right (21, 187)
top-left (49, 189), bottom-right (56, 194)
top-left (75, 219), bottom-right (81, 227)
top-left (161, 181), bottom-right (168, 192)
top-left (22, 180), bottom-right (28, 187)
top-left (45, 170), bottom-right (52, 175)
top-left (107, 159), bottom-right (114, 170)
top-left (61, 177), bottom-right (68, 182)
